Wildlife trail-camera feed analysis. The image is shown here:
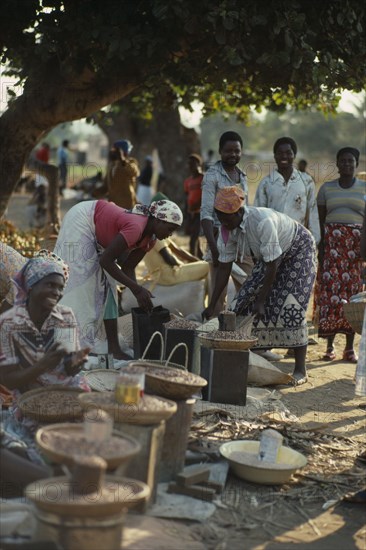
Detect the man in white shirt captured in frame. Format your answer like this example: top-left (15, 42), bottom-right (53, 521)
top-left (254, 137), bottom-right (320, 354)
top-left (254, 137), bottom-right (320, 244)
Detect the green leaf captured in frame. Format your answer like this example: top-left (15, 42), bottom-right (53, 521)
top-left (152, 3), bottom-right (169, 19)
top-left (292, 54), bottom-right (303, 69)
top-left (215, 25), bottom-right (226, 45)
top-left (223, 17), bottom-right (236, 31)
top-left (285, 31), bottom-right (293, 49)
top-left (120, 38), bottom-right (132, 52)
top-left (229, 52), bottom-right (243, 66)
top-left (109, 37), bottom-right (120, 53)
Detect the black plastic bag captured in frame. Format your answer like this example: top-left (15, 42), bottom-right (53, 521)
top-left (131, 306), bottom-right (170, 359)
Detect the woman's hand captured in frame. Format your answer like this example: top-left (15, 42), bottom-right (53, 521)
top-left (65, 348), bottom-right (91, 376)
top-left (133, 286), bottom-right (154, 312)
top-left (42, 342), bottom-right (68, 371)
top-left (252, 300), bottom-right (266, 321)
top-left (202, 305), bottom-right (215, 321)
top-left (211, 246), bottom-right (219, 267)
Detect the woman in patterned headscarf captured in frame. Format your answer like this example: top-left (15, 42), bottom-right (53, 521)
top-left (0, 250), bottom-right (90, 393)
top-left (54, 198), bottom-right (183, 357)
top-left (202, 186), bottom-right (317, 385)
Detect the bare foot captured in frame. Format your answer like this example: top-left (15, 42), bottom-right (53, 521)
top-left (292, 372), bottom-right (308, 386)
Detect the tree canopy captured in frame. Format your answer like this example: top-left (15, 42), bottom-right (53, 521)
top-left (0, 0), bottom-right (365, 215)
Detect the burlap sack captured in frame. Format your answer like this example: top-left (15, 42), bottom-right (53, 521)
top-left (117, 314), bottom-right (134, 348)
top-left (248, 351), bottom-right (293, 386)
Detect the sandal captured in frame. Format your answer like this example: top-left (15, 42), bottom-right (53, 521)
top-left (323, 348), bottom-right (336, 361)
top-left (342, 349), bottom-right (358, 363)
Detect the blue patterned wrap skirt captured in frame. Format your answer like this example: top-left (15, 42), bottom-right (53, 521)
top-left (232, 224), bottom-right (317, 349)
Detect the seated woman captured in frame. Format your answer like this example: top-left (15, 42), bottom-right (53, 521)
top-left (143, 237), bottom-right (209, 286)
top-left (203, 186), bottom-right (317, 385)
top-left (54, 199), bottom-right (183, 357)
top-left (0, 251), bottom-right (90, 394)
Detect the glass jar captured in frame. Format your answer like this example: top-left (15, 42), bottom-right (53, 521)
top-left (115, 372), bottom-right (145, 405)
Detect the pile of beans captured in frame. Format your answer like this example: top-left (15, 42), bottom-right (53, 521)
top-left (22, 391), bottom-right (83, 419)
top-left (205, 330), bottom-right (246, 340)
top-left (41, 431), bottom-right (135, 459)
top-left (164, 319), bottom-right (198, 330)
top-left (82, 392), bottom-right (174, 411)
top-left (125, 365), bottom-right (201, 385)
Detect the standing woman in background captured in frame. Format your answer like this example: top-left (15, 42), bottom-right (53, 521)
top-left (107, 139), bottom-right (139, 209)
top-left (314, 147), bottom-right (365, 362)
top-left (183, 153), bottom-right (204, 259)
top-left (355, 200), bottom-right (366, 400)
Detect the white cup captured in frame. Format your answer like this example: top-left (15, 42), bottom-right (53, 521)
top-left (83, 409), bottom-right (114, 441)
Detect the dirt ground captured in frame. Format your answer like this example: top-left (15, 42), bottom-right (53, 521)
top-left (3, 195), bottom-right (366, 550)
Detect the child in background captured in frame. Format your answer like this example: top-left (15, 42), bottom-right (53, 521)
top-left (26, 173), bottom-right (48, 229)
top-left (183, 154), bottom-right (204, 259)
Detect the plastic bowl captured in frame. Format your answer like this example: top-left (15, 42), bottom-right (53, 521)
top-left (220, 440), bottom-right (307, 485)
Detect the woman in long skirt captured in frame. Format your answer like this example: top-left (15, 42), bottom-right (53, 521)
top-left (314, 147), bottom-right (365, 363)
top-left (203, 186), bottom-right (317, 385)
top-left (54, 199), bottom-right (183, 357)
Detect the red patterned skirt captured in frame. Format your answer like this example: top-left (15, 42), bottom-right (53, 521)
top-left (314, 223), bottom-right (363, 338)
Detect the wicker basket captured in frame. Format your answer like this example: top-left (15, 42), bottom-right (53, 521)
top-left (84, 369), bottom-right (120, 392)
top-left (126, 331), bottom-right (207, 400)
top-left (124, 362), bottom-right (207, 400)
top-left (343, 301), bottom-right (366, 335)
top-left (18, 385), bottom-right (86, 423)
top-left (36, 423), bottom-right (141, 470)
top-left (198, 334), bottom-right (258, 351)
top-left (78, 392), bottom-right (177, 425)
top-left (25, 476), bottom-right (150, 517)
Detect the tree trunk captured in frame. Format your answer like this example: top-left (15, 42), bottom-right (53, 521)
top-left (153, 107), bottom-right (201, 208)
top-left (96, 102), bottom-right (201, 209)
top-left (0, 70), bottom-right (139, 219)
